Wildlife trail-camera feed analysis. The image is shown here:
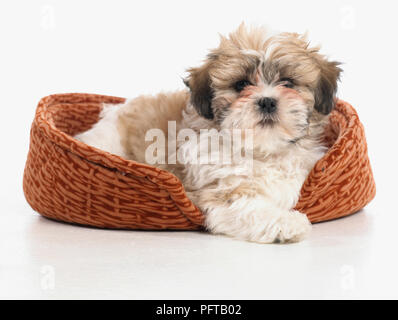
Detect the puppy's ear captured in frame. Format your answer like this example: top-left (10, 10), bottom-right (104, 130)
top-left (314, 60), bottom-right (342, 115)
top-left (185, 62), bottom-right (214, 120)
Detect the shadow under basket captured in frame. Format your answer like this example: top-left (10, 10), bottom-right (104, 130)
top-left (23, 93), bottom-right (376, 230)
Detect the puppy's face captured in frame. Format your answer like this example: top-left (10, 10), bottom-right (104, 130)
top-left (185, 25), bottom-right (341, 153)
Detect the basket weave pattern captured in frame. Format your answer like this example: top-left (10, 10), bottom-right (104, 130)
top-left (23, 93), bottom-right (376, 229)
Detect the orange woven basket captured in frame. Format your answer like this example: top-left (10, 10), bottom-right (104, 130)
top-left (23, 93), bottom-right (376, 230)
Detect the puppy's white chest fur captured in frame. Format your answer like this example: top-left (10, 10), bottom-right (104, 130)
top-left (178, 128), bottom-right (323, 211)
top-left (175, 102), bottom-right (324, 211)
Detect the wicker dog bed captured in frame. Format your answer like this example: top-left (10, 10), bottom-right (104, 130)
top-left (23, 93), bottom-right (376, 230)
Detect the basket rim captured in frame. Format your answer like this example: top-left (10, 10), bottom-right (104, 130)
top-left (36, 93), bottom-right (175, 179)
top-left (295, 98), bottom-right (376, 220)
top-left (296, 99), bottom-right (361, 205)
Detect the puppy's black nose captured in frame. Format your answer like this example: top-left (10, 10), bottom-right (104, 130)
top-left (258, 97), bottom-right (277, 113)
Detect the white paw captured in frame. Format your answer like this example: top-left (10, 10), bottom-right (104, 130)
top-left (248, 210), bottom-right (312, 244)
top-left (275, 210), bottom-right (312, 243)
top-left (205, 207), bottom-right (312, 244)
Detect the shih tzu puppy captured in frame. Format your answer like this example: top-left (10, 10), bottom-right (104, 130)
top-left (75, 24), bottom-right (341, 243)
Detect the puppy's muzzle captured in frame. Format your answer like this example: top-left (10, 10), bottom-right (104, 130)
top-left (258, 97), bottom-right (277, 114)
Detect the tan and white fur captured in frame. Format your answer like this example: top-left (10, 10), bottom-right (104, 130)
top-left (75, 24), bottom-right (341, 243)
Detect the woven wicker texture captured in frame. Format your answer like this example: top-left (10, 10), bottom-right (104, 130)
top-left (23, 93), bottom-right (376, 229)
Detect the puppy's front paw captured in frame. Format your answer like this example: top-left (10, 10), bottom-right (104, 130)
top-left (275, 210), bottom-right (312, 243)
top-left (204, 205), bottom-right (311, 244)
top-left (248, 210), bottom-right (311, 244)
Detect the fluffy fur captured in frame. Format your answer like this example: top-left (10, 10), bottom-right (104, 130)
top-left (75, 24), bottom-right (341, 243)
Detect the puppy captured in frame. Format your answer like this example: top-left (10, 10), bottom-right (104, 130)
top-left (76, 24), bottom-right (341, 243)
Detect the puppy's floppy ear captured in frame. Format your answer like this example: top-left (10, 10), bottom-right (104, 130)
top-left (185, 62), bottom-right (214, 120)
top-left (314, 60), bottom-right (342, 115)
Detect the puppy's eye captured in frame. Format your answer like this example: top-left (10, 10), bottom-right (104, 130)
top-left (280, 78), bottom-right (294, 88)
top-left (234, 80), bottom-right (252, 92)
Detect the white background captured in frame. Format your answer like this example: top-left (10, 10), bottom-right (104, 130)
top-left (0, 0), bottom-right (397, 299)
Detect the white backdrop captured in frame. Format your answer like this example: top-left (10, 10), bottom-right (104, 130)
top-left (0, 0), bottom-right (397, 299)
